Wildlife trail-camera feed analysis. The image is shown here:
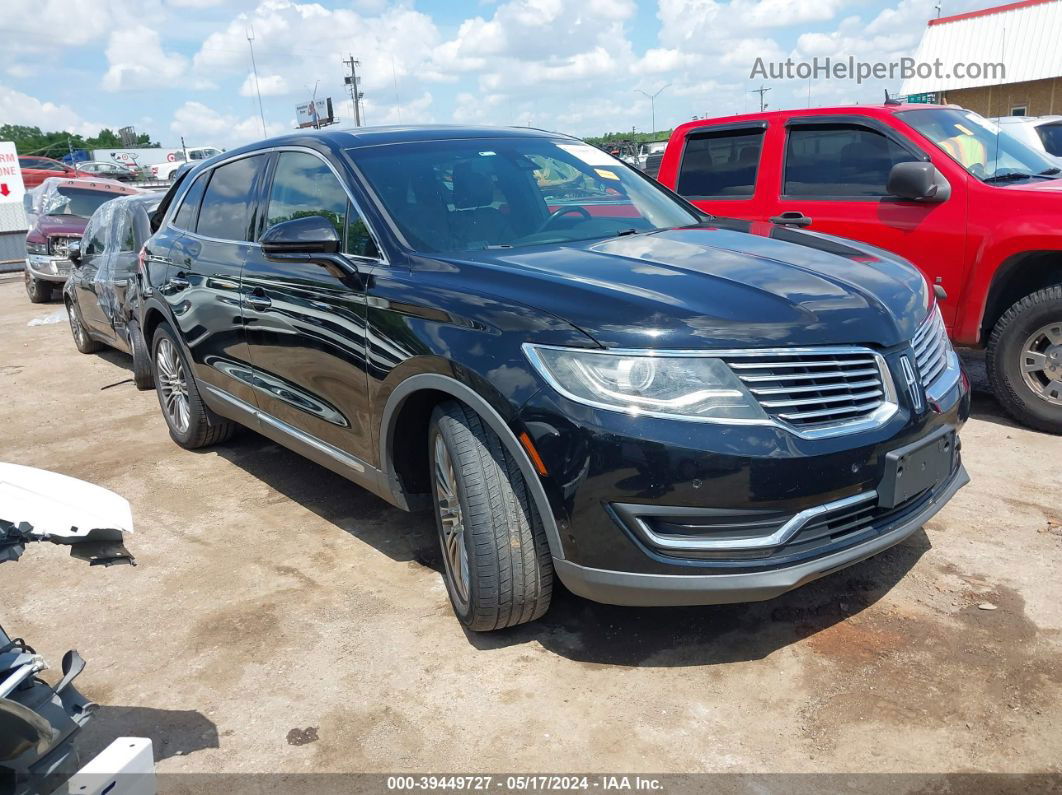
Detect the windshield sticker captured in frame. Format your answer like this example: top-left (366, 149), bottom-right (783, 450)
top-left (594, 168), bottom-right (621, 181)
top-left (558, 144), bottom-right (618, 167)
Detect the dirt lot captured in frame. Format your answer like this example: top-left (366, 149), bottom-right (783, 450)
top-left (2, 275), bottom-right (1061, 781)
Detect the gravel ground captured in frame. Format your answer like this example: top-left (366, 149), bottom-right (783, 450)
top-left (2, 275), bottom-right (1061, 786)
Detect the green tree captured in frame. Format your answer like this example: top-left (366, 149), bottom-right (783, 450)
top-left (0, 124), bottom-right (160, 159)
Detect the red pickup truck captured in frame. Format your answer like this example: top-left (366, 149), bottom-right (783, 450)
top-left (657, 103), bottom-right (1062, 433)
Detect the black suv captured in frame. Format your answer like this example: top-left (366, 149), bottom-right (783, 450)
top-left (137, 126), bottom-right (970, 631)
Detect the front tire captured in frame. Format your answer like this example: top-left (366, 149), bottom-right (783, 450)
top-left (986, 285), bottom-right (1062, 434)
top-left (151, 323), bottom-right (236, 448)
top-left (25, 272), bottom-right (52, 303)
top-left (429, 402), bottom-right (553, 631)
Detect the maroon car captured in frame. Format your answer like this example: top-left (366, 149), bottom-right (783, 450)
top-left (24, 177), bottom-right (141, 303)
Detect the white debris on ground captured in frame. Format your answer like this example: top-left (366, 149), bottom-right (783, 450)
top-left (28, 307), bottom-right (68, 326)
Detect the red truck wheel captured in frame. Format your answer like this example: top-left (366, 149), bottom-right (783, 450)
top-left (987, 285), bottom-right (1062, 434)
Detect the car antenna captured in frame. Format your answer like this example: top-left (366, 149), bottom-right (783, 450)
top-left (884, 90), bottom-right (902, 106)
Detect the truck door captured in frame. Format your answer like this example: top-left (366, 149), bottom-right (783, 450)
top-left (766, 117), bottom-right (968, 329)
top-left (659, 121), bottom-right (773, 221)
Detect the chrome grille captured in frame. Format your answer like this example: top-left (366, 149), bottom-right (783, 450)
top-left (912, 307), bottom-right (951, 390)
top-left (722, 349), bottom-right (889, 428)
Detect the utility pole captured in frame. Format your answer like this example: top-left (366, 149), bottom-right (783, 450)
top-left (749, 84), bottom-right (772, 112)
top-left (343, 55), bottom-right (364, 127)
top-left (634, 83), bottom-right (670, 133)
top-left (246, 27), bottom-right (268, 138)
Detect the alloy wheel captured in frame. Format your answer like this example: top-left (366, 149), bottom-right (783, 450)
top-left (1020, 322), bottom-right (1062, 405)
top-left (434, 434), bottom-right (471, 607)
top-left (156, 338), bottom-right (191, 433)
top-left (68, 306), bottom-right (86, 348)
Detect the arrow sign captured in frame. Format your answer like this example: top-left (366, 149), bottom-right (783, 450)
top-left (0, 184), bottom-right (9, 197)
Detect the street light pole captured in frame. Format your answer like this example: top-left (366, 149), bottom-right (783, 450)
top-left (246, 27), bottom-right (268, 138)
top-left (634, 83), bottom-right (671, 133)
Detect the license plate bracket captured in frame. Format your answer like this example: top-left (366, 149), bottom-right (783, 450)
top-left (878, 427), bottom-right (956, 509)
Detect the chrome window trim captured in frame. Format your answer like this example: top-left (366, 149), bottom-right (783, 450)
top-left (164, 145), bottom-right (388, 265)
top-left (624, 491), bottom-right (879, 552)
top-left (522, 343), bottom-right (900, 440)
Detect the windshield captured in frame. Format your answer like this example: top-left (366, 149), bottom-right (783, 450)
top-left (1037, 122), bottom-right (1062, 157)
top-left (352, 137), bottom-right (701, 253)
top-left (898, 108), bottom-right (1060, 182)
top-left (42, 187), bottom-right (122, 218)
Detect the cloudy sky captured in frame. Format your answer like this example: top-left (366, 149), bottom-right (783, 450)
top-left (4, 0), bottom-right (1005, 148)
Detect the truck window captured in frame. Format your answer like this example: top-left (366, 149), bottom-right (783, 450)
top-left (784, 124), bottom-right (910, 197)
top-left (676, 128), bottom-right (764, 198)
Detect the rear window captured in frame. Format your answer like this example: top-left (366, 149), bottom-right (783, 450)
top-left (195, 155), bottom-right (266, 241)
top-left (676, 128), bottom-right (764, 198)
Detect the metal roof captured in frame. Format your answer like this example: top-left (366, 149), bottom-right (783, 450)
top-left (900, 0), bottom-right (1062, 94)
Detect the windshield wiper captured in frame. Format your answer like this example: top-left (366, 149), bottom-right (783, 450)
top-left (1039, 167), bottom-right (1061, 176)
top-left (615, 228), bottom-right (641, 237)
top-left (983, 172), bottom-right (1045, 183)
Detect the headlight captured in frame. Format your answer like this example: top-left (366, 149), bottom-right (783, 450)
top-left (26, 240), bottom-right (48, 255)
top-left (523, 344), bottom-right (768, 422)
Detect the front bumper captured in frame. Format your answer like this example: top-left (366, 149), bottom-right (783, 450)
top-left (518, 350), bottom-right (971, 605)
top-left (25, 255), bottom-right (72, 283)
top-left (554, 463), bottom-right (967, 606)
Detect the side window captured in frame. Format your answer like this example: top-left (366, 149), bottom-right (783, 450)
top-left (784, 124), bottom-right (912, 197)
top-left (676, 128), bottom-right (764, 198)
top-left (116, 208), bottom-right (137, 252)
top-left (196, 155), bottom-right (266, 241)
top-left (345, 201), bottom-right (379, 259)
top-left (266, 152), bottom-right (348, 240)
top-left (265, 152), bottom-right (379, 257)
top-left (173, 174), bottom-right (207, 231)
top-left (82, 216), bottom-right (107, 257)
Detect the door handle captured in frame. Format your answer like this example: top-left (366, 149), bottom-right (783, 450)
top-left (246, 288), bottom-right (272, 311)
top-left (169, 272), bottom-right (190, 290)
top-left (769, 211), bottom-right (813, 228)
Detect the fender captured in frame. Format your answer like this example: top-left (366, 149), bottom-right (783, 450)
top-left (958, 225), bottom-right (1062, 345)
top-left (379, 373), bottom-right (568, 561)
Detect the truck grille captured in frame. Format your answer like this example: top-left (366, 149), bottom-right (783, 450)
top-left (722, 349), bottom-right (890, 429)
top-left (48, 236), bottom-right (79, 257)
top-left (912, 307), bottom-right (950, 390)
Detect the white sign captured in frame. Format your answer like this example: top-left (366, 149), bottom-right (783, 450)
top-left (296, 98), bottom-right (334, 128)
top-left (0, 141), bottom-right (27, 204)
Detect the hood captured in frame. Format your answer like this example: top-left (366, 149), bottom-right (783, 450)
top-left (998, 176), bottom-right (1062, 193)
top-left (440, 220), bottom-right (931, 350)
top-left (32, 215), bottom-right (87, 238)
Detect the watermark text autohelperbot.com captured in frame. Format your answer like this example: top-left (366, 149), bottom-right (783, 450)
top-left (750, 56), bottom-right (1005, 84)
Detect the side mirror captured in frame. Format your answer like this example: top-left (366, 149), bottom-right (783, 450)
top-left (887, 161), bottom-right (950, 202)
top-left (68, 240), bottom-right (82, 266)
top-left (260, 216), bottom-right (340, 258)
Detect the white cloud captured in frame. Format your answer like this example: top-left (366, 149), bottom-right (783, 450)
top-left (169, 100), bottom-right (287, 147)
top-left (6, 0), bottom-right (168, 51)
top-left (0, 84), bottom-right (101, 136)
top-left (102, 25), bottom-right (188, 92)
top-left (239, 72), bottom-right (289, 97)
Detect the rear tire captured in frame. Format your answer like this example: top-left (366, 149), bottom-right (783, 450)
top-left (151, 323), bottom-right (236, 449)
top-left (428, 401), bottom-right (553, 631)
top-left (66, 299), bottom-right (101, 354)
top-left (25, 272), bottom-right (52, 303)
top-left (128, 320), bottom-right (154, 391)
top-left (986, 285), bottom-right (1062, 434)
